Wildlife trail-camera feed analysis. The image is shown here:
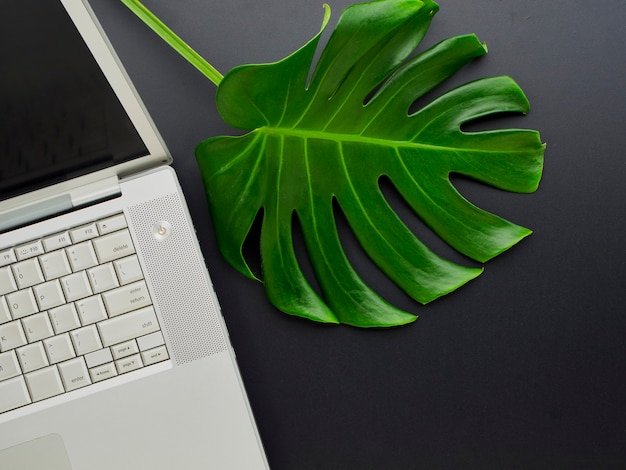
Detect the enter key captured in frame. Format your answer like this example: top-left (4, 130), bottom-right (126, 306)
top-left (102, 281), bottom-right (152, 317)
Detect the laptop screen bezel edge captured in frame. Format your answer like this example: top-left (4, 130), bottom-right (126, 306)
top-left (0, 0), bottom-right (172, 218)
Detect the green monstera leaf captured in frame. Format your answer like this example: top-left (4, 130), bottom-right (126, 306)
top-left (122, 0), bottom-right (545, 327)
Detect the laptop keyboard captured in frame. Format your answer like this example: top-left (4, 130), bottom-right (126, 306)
top-left (0, 213), bottom-right (169, 414)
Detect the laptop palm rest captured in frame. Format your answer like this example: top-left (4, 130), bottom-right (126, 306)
top-left (0, 434), bottom-right (73, 470)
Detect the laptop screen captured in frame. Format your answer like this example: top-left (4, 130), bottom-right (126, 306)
top-left (0, 0), bottom-right (148, 202)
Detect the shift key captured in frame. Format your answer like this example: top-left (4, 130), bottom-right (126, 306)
top-left (98, 306), bottom-right (160, 347)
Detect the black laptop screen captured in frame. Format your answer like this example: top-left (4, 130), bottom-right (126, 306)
top-left (0, 0), bottom-right (149, 202)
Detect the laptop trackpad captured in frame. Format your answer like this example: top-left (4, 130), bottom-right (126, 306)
top-left (0, 434), bottom-right (72, 469)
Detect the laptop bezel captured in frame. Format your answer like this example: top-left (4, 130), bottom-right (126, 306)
top-left (0, 0), bottom-right (172, 218)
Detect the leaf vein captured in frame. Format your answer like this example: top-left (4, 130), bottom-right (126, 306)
top-left (261, 127), bottom-right (530, 155)
top-left (338, 141), bottom-right (408, 268)
top-left (293, 22), bottom-right (367, 129)
top-left (321, 28), bottom-right (395, 132)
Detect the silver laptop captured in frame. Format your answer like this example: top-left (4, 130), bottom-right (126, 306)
top-left (0, 0), bottom-right (268, 468)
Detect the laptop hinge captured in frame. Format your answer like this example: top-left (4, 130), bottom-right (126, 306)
top-left (68, 176), bottom-right (121, 207)
top-left (0, 177), bottom-right (121, 233)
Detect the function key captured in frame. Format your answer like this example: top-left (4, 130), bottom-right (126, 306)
top-left (14, 240), bottom-right (44, 261)
top-left (42, 231), bottom-right (72, 252)
top-left (70, 223), bottom-right (99, 244)
top-left (0, 249), bottom-right (16, 268)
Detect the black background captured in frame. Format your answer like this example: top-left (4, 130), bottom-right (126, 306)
top-left (90, 1), bottom-right (625, 468)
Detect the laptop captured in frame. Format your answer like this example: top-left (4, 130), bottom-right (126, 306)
top-left (0, 0), bottom-right (268, 468)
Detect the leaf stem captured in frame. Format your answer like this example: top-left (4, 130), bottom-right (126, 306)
top-left (119, 0), bottom-right (223, 86)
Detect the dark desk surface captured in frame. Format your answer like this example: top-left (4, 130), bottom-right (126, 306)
top-left (91, 1), bottom-right (625, 468)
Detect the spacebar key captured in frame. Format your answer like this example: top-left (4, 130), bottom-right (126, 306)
top-left (98, 307), bottom-right (160, 347)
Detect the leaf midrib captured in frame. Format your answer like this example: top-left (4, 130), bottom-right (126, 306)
top-left (260, 126), bottom-right (524, 154)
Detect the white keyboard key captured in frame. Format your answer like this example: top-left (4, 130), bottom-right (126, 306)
top-left (66, 241), bottom-right (98, 272)
top-left (101, 280), bottom-right (151, 317)
top-left (98, 306), bottom-right (160, 347)
top-left (75, 295), bottom-right (108, 326)
top-left (92, 229), bottom-right (136, 264)
top-left (137, 331), bottom-right (165, 352)
top-left (69, 223), bottom-right (99, 243)
top-left (84, 348), bottom-right (113, 369)
top-left (110, 340), bottom-right (139, 360)
top-left (22, 312), bottom-right (55, 343)
top-left (0, 297), bottom-right (11, 324)
top-left (141, 346), bottom-right (169, 366)
top-left (60, 271), bottom-right (93, 302)
top-left (12, 258), bottom-right (45, 289)
top-left (115, 353), bottom-right (143, 375)
top-left (33, 280), bottom-right (66, 311)
top-left (89, 362), bottom-right (118, 383)
top-left (43, 333), bottom-right (76, 364)
top-left (25, 366), bottom-right (65, 402)
top-left (87, 263), bottom-right (119, 294)
top-left (58, 357), bottom-right (91, 392)
top-left (39, 249), bottom-right (72, 280)
top-left (0, 376), bottom-right (31, 413)
top-left (49, 304), bottom-right (81, 334)
top-left (15, 240), bottom-right (44, 261)
top-left (113, 255), bottom-right (143, 285)
top-left (70, 325), bottom-right (102, 356)
top-left (0, 266), bottom-right (17, 296)
top-left (0, 320), bottom-right (27, 352)
top-left (0, 350), bottom-right (21, 381)
top-left (42, 231), bottom-right (72, 252)
top-left (0, 248), bottom-right (17, 268)
top-left (17, 342), bottom-right (49, 373)
top-left (96, 214), bottom-right (127, 235)
top-left (6, 288), bottom-right (39, 319)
